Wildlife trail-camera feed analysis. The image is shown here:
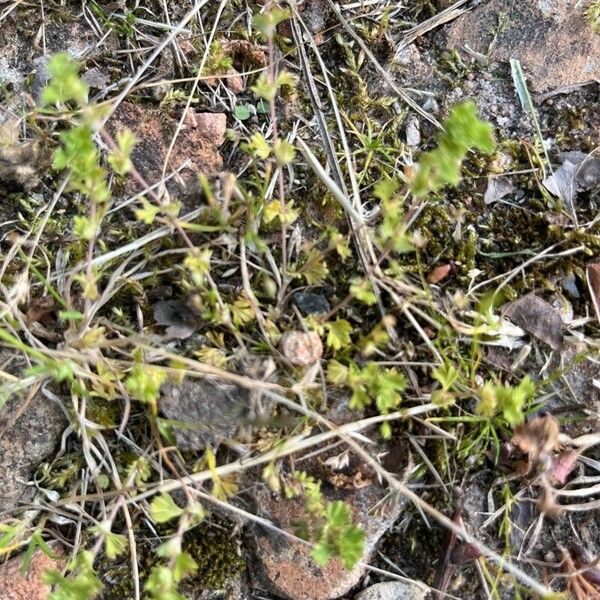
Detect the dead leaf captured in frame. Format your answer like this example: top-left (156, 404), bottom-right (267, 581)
top-left (542, 151), bottom-right (600, 207)
top-left (502, 293), bottom-right (564, 350)
top-left (484, 177), bottom-right (515, 205)
top-left (153, 299), bottom-right (201, 339)
top-left (427, 263), bottom-right (452, 284)
top-left (586, 262), bottom-right (600, 323)
top-left (26, 296), bottom-right (57, 326)
top-left (512, 414), bottom-right (560, 458)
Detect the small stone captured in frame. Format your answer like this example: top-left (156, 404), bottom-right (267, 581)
top-left (292, 291), bottom-right (330, 315)
top-left (159, 379), bottom-right (248, 451)
top-left (354, 581), bottom-right (428, 600)
top-left (82, 67), bottom-right (111, 90)
top-left (427, 263), bottom-right (452, 284)
top-left (0, 550), bottom-right (61, 600)
top-left (280, 331), bottom-right (323, 366)
top-left (446, 0), bottom-right (600, 92)
top-left (193, 112), bottom-right (227, 147)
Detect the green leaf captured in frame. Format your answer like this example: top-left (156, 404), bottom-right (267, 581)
top-left (135, 198), bottom-right (161, 225)
top-left (410, 101), bottom-right (494, 196)
top-left (104, 532), bottom-right (128, 560)
top-left (311, 542), bottom-right (331, 566)
top-left (173, 552), bottom-right (198, 583)
top-left (273, 139), bottom-right (296, 166)
top-left (156, 537), bottom-right (182, 558)
top-left (58, 310), bottom-right (84, 321)
top-left (326, 360), bottom-right (349, 385)
top-left (125, 364), bottom-right (166, 404)
top-left (349, 278), bottom-right (377, 305)
top-left (42, 53), bottom-right (89, 107)
top-left (432, 363), bottom-right (459, 391)
top-left (150, 493), bottom-right (183, 523)
top-left (234, 104), bottom-right (251, 121)
top-left (46, 550), bottom-right (102, 600)
top-left (325, 319), bottom-right (352, 351)
top-left (253, 7), bottom-right (290, 37)
top-left (108, 129), bottom-right (136, 175)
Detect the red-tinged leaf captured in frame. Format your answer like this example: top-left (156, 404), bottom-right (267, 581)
top-left (451, 543), bottom-right (482, 565)
top-left (550, 449), bottom-right (579, 485)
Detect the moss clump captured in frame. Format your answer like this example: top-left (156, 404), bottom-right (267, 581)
top-left (181, 521), bottom-right (246, 591)
top-left (98, 518), bottom-right (245, 599)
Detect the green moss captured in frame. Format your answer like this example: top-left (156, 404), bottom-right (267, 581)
top-left (98, 518), bottom-right (245, 599)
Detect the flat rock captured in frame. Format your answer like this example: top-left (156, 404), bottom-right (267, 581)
top-left (446, 0), bottom-right (600, 92)
top-left (0, 367), bottom-right (67, 515)
top-left (108, 103), bottom-right (226, 198)
top-left (354, 580), bottom-right (427, 600)
top-left (0, 550), bottom-right (61, 600)
top-left (159, 379), bottom-right (249, 451)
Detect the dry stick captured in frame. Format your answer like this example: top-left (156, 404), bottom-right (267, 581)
top-left (121, 403), bottom-right (439, 504)
top-left (394, 0), bottom-right (469, 57)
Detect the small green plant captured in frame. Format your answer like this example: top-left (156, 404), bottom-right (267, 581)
top-left (42, 53), bottom-right (135, 300)
top-left (327, 361), bottom-right (406, 438)
top-left (410, 101), bottom-right (495, 196)
top-left (287, 472), bottom-right (365, 569)
top-left (476, 376), bottom-right (536, 426)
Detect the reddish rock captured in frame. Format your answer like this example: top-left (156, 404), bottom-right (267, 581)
top-left (254, 440), bottom-right (408, 600)
top-left (225, 69), bottom-right (246, 94)
top-left (0, 550), bottom-right (60, 600)
top-left (255, 482), bottom-right (404, 600)
top-left (446, 0), bottom-right (600, 92)
top-left (108, 103), bottom-right (226, 197)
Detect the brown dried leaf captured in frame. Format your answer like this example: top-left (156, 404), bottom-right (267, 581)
top-left (502, 293), bottom-right (564, 350)
top-left (153, 299), bottom-right (201, 339)
top-left (511, 414), bottom-right (560, 458)
top-left (427, 263), bottom-right (452, 284)
top-left (587, 262), bottom-right (600, 324)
